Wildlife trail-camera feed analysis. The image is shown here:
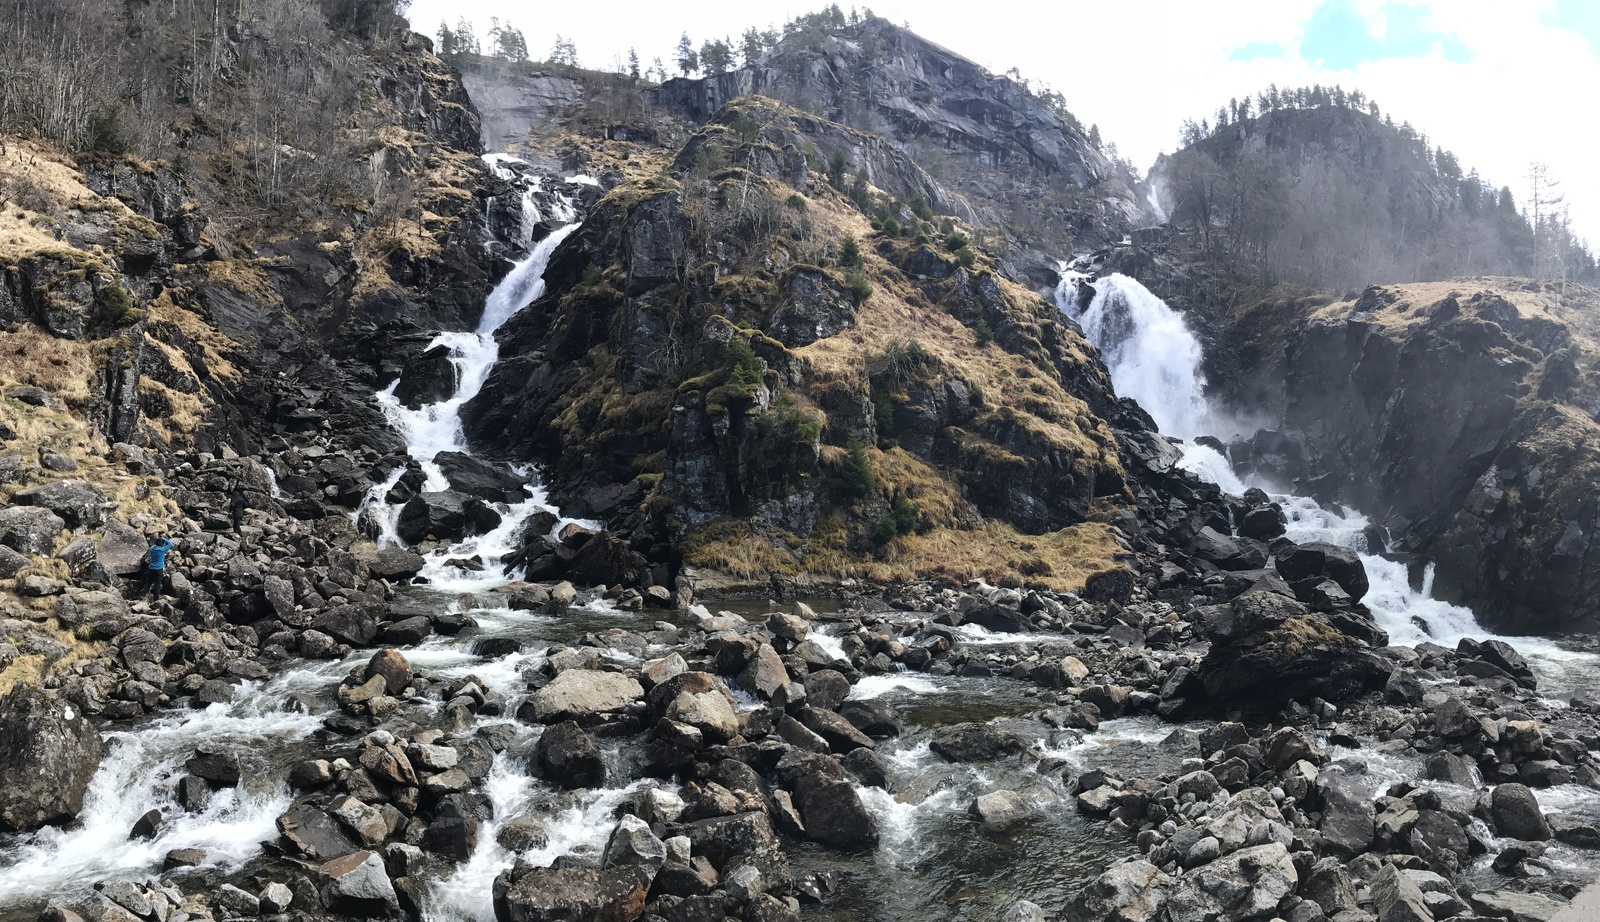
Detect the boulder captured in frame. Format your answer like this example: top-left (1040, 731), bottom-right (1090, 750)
top-left (0, 506), bottom-right (64, 556)
top-left (970, 791), bottom-right (1032, 830)
top-left (524, 670), bottom-right (643, 724)
top-left (97, 519), bottom-right (148, 575)
top-left (602, 815), bottom-right (666, 875)
top-left (1164, 843), bottom-right (1297, 922)
top-left (929, 723), bottom-right (1024, 762)
top-left (279, 803), bottom-right (360, 860)
top-left (647, 672), bottom-right (739, 743)
top-left (1189, 527), bottom-right (1269, 571)
top-left (396, 491), bottom-right (499, 544)
top-left (533, 721), bottom-right (606, 789)
top-left (791, 777), bottom-right (879, 852)
top-left (1069, 860), bottom-right (1171, 922)
top-left (492, 865), bottom-right (652, 922)
top-left (364, 649), bottom-right (411, 696)
top-left (1371, 863), bottom-right (1432, 922)
top-left (1275, 541), bottom-right (1369, 602)
top-left (1197, 592), bottom-right (1390, 710)
top-left (1489, 783), bottom-right (1551, 841)
top-left (0, 687), bottom-right (104, 831)
top-left (1318, 767), bottom-right (1376, 858)
top-left (318, 850), bottom-right (399, 915)
top-left (12, 480), bottom-right (109, 530)
top-left (434, 451), bottom-right (527, 502)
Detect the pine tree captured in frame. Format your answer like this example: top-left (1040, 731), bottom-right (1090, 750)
top-left (627, 47), bottom-right (640, 79)
top-left (676, 33), bottom-right (698, 76)
top-left (435, 19), bottom-right (455, 56)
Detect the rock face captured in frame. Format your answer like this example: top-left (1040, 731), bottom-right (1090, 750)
top-left (1253, 283), bottom-right (1600, 633)
top-left (0, 687), bottom-right (104, 831)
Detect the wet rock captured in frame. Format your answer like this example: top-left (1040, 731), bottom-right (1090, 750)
top-left (433, 451), bottom-right (527, 502)
top-left (929, 723), bottom-right (1024, 762)
top-left (526, 669), bottom-right (644, 724)
top-left (837, 698), bottom-right (901, 739)
top-left (365, 649), bottom-right (412, 696)
top-left (331, 795), bottom-right (389, 847)
top-left (215, 883), bottom-right (261, 916)
top-left (1263, 726), bottom-right (1326, 769)
top-left (278, 801), bottom-right (360, 860)
top-left (1069, 859), bottom-right (1170, 922)
top-left (1468, 889), bottom-right (1564, 922)
top-left (647, 672), bottom-right (739, 743)
top-left (1489, 783), bottom-right (1551, 841)
top-left (1197, 592), bottom-right (1389, 711)
top-left (0, 687), bottom-right (104, 831)
top-left (670, 810), bottom-right (789, 883)
top-left (801, 671), bottom-right (851, 711)
top-left (797, 706), bottom-right (874, 752)
top-left (792, 776), bottom-right (879, 852)
top-left (382, 616), bottom-right (433, 646)
top-left (603, 814), bottom-right (666, 875)
top-left (641, 653), bottom-right (688, 689)
top-left (969, 790), bottom-right (1032, 830)
top-left (423, 809), bottom-right (480, 862)
top-left (319, 850), bottom-right (399, 915)
top-left (130, 809), bottom-right (162, 840)
top-left (397, 491), bottom-right (499, 544)
top-left (1423, 751), bottom-right (1478, 786)
top-left (0, 505), bottom-right (65, 555)
top-left (313, 604), bottom-right (380, 647)
top-left (1432, 696), bottom-right (1478, 738)
top-left (1318, 767), bottom-right (1376, 858)
top-left (260, 881), bottom-right (294, 913)
top-left (492, 865), bottom-right (652, 922)
top-left (1189, 527), bottom-right (1269, 571)
top-left (739, 644), bottom-right (791, 699)
top-left (163, 848), bottom-right (206, 869)
top-left (533, 720), bottom-right (606, 789)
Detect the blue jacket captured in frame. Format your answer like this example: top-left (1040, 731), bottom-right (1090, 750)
top-left (147, 540), bottom-right (173, 570)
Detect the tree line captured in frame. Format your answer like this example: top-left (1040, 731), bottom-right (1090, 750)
top-left (1161, 85), bottom-right (1598, 289)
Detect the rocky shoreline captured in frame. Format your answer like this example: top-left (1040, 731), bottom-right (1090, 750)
top-left (2, 437), bottom-right (1598, 922)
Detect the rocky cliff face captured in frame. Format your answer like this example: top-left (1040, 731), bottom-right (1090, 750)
top-left (651, 16), bottom-right (1143, 285)
top-left (1230, 280), bottom-right (1600, 633)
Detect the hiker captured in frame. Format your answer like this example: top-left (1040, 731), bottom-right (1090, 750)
top-left (138, 534), bottom-right (174, 600)
top-left (230, 486), bottom-right (248, 535)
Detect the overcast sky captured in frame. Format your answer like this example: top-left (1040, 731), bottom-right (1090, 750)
top-left (405, 0), bottom-right (1600, 246)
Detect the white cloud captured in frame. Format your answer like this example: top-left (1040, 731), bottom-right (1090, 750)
top-left (404, 0), bottom-right (1600, 246)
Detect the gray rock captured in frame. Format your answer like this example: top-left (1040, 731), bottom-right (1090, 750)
top-left (318, 850), bottom-right (398, 914)
top-left (491, 865), bottom-right (651, 922)
top-left (1319, 767), bottom-right (1376, 858)
top-left (1469, 889), bottom-right (1564, 922)
top-left (0, 687), bottom-right (103, 831)
top-left (602, 814), bottom-right (666, 875)
top-left (12, 480), bottom-right (110, 529)
top-left (1069, 859), bottom-right (1170, 922)
top-left (1490, 783), bottom-right (1551, 841)
top-left (1371, 863), bottom-right (1432, 922)
top-left (97, 519), bottom-right (147, 575)
top-left (969, 790), bottom-right (1032, 830)
top-left (533, 721), bottom-right (606, 788)
top-left (1166, 842), bottom-right (1298, 922)
top-left (525, 670), bottom-right (643, 724)
top-left (0, 506), bottom-right (64, 555)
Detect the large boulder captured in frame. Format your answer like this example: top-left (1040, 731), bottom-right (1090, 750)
top-left (318, 850), bottom-right (399, 915)
top-left (1189, 527), bottom-right (1270, 571)
top-left (0, 687), bottom-right (104, 831)
top-left (1069, 860), bottom-right (1171, 922)
top-left (0, 506), bottom-right (65, 556)
top-left (434, 451), bottom-right (528, 502)
top-left (523, 670), bottom-right (643, 724)
top-left (1489, 783), bottom-right (1551, 841)
top-left (97, 519), bottom-right (149, 575)
top-left (1274, 541), bottom-right (1369, 602)
top-left (1196, 592), bottom-right (1390, 711)
top-left (646, 672), bottom-right (740, 743)
top-left (12, 480), bottom-right (110, 530)
top-left (533, 721), bottom-right (606, 789)
top-left (1164, 843), bottom-right (1297, 922)
top-left (396, 491), bottom-right (500, 544)
top-left (492, 865), bottom-right (652, 922)
top-left (1318, 767), bottom-right (1376, 858)
top-left (930, 723), bottom-right (1025, 762)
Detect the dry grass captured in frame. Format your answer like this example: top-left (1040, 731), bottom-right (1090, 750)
top-left (0, 138), bottom-right (158, 265)
top-left (0, 654), bottom-right (45, 696)
top-left (146, 291), bottom-right (243, 384)
top-left (1313, 277), bottom-right (1600, 346)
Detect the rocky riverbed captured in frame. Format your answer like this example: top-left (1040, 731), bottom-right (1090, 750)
top-left (3, 452), bottom-right (1599, 922)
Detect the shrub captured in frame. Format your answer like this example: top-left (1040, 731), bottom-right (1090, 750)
top-left (729, 112), bottom-right (761, 143)
top-left (872, 490), bottom-right (919, 544)
top-left (786, 193), bottom-right (807, 210)
top-left (940, 217), bottom-right (955, 236)
top-left (944, 231), bottom-right (970, 251)
top-left (955, 246), bottom-right (977, 269)
top-left (909, 192), bottom-right (933, 221)
top-left (879, 216), bottom-right (901, 238)
top-left (844, 269), bottom-right (872, 305)
top-left (972, 317), bottom-right (994, 346)
top-left (580, 263), bottom-right (604, 286)
top-left (828, 150), bottom-right (847, 187)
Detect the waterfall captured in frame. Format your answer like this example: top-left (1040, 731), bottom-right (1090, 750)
top-left (1057, 270), bottom-right (1593, 689)
top-left (353, 157), bottom-right (596, 586)
top-left (1058, 273), bottom-right (1209, 439)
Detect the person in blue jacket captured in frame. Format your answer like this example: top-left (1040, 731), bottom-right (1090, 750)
top-left (138, 534), bottom-right (174, 600)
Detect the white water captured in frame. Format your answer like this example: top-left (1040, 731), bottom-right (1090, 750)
top-left (1057, 270), bottom-right (1597, 689)
top-left (352, 197), bottom-right (593, 576)
top-left (0, 678), bottom-right (330, 905)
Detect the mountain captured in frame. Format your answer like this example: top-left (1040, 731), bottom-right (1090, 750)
top-left (1151, 94), bottom-right (1597, 291)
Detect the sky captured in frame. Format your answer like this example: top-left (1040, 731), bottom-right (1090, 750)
top-left (404, 0), bottom-right (1600, 246)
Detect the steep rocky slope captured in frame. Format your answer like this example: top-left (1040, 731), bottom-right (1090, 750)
top-left (461, 96), bottom-right (1133, 594)
top-left (1228, 279), bottom-right (1600, 633)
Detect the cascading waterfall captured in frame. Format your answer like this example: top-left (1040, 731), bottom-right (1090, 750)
top-left (1056, 270), bottom-right (1594, 690)
top-left (353, 164), bottom-right (597, 582)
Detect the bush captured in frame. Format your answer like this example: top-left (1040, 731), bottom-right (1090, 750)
top-left (871, 491), bottom-right (919, 544)
top-left (729, 112), bottom-right (761, 143)
top-left (940, 217), bottom-right (955, 236)
top-left (972, 317), bottom-right (994, 346)
top-left (879, 216), bottom-right (901, 238)
top-left (955, 246), bottom-right (977, 269)
top-left (828, 150), bottom-right (847, 187)
top-left (759, 394), bottom-right (822, 452)
top-left (909, 192), bottom-right (933, 221)
top-left (845, 269), bottom-right (872, 305)
top-left (786, 193), bottom-right (807, 210)
top-left (840, 436), bottom-right (876, 498)
top-left (944, 231), bottom-right (970, 251)
top-left (580, 263), bottom-right (604, 286)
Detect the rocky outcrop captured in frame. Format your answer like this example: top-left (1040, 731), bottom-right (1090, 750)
top-left (1245, 282), bottom-right (1600, 632)
top-left (0, 686), bottom-right (104, 831)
